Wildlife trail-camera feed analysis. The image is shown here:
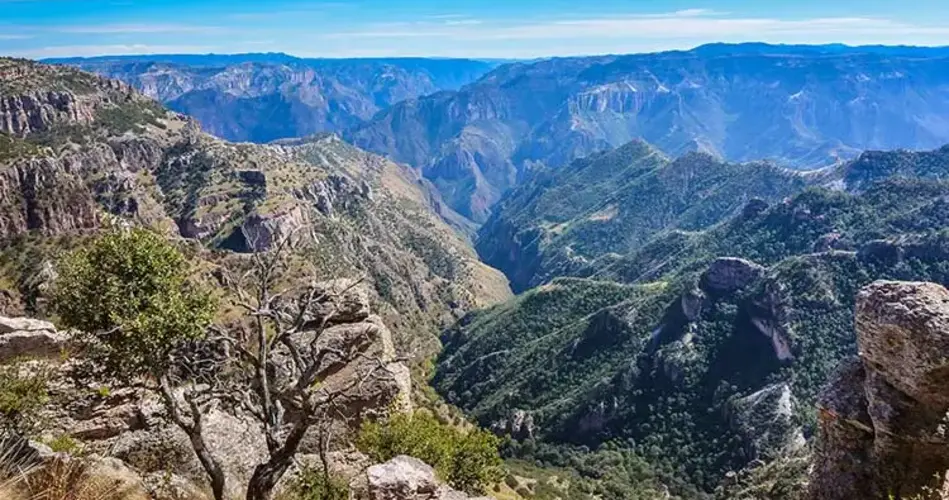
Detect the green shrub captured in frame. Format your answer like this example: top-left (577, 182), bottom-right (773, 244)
top-left (0, 364), bottom-right (48, 434)
top-left (357, 411), bottom-right (503, 495)
top-left (504, 474), bottom-right (519, 489)
top-left (278, 464), bottom-right (347, 500)
top-left (51, 227), bottom-right (216, 381)
top-left (45, 434), bottom-right (79, 455)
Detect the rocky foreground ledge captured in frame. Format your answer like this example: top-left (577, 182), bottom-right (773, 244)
top-left (0, 281), bottom-right (490, 500)
top-left (809, 281), bottom-right (949, 500)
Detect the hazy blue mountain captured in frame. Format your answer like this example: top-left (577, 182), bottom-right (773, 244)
top-left (348, 43), bottom-right (949, 221)
top-left (50, 54), bottom-right (496, 143)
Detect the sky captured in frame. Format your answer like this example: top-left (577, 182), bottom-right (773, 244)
top-left (2, 0), bottom-right (949, 59)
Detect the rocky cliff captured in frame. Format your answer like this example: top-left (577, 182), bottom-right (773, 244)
top-left (809, 281), bottom-right (949, 500)
top-left (0, 57), bottom-right (511, 358)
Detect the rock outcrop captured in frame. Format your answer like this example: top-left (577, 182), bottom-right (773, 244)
top-left (727, 382), bottom-right (805, 461)
top-left (0, 278), bottom-right (413, 499)
top-left (366, 455), bottom-right (492, 500)
top-left (700, 257), bottom-right (766, 294)
top-left (809, 281), bottom-right (949, 500)
top-left (0, 315), bottom-right (66, 362)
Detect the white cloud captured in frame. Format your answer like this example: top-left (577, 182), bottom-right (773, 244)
top-left (319, 11), bottom-right (949, 44)
top-left (673, 9), bottom-right (717, 17)
top-left (444, 19), bottom-right (483, 26)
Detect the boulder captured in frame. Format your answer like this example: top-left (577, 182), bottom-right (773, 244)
top-left (366, 455), bottom-right (491, 500)
top-left (0, 316), bottom-right (55, 333)
top-left (310, 279), bottom-right (372, 325)
top-left (0, 316), bottom-right (66, 363)
top-left (367, 455), bottom-right (441, 500)
top-left (302, 314), bottom-right (412, 421)
top-left (808, 281), bottom-right (949, 499)
top-left (110, 408), bottom-right (267, 500)
top-left (700, 257), bottom-right (765, 294)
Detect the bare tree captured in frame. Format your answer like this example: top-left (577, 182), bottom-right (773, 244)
top-left (226, 232), bottom-right (395, 500)
top-left (144, 230), bottom-right (397, 500)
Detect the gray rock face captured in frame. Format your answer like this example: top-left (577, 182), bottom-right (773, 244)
top-left (0, 91), bottom-right (95, 136)
top-left (809, 281), bottom-right (949, 500)
top-left (727, 383), bottom-right (805, 461)
top-left (238, 204), bottom-right (310, 252)
top-left (367, 455), bottom-right (442, 500)
top-left (700, 257), bottom-right (765, 294)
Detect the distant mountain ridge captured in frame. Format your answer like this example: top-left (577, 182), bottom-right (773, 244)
top-left (348, 43), bottom-right (949, 221)
top-left (49, 44), bottom-right (949, 224)
top-left (51, 53), bottom-right (497, 144)
top-left (476, 136), bottom-right (949, 292)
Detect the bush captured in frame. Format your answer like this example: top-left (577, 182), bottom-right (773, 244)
top-left (51, 227), bottom-right (216, 381)
top-left (504, 474), bottom-right (519, 489)
top-left (357, 411), bottom-right (503, 495)
top-left (46, 434), bottom-right (80, 454)
top-left (0, 364), bottom-right (49, 434)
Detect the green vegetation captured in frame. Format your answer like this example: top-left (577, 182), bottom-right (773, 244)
top-left (441, 147), bottom-right (949, 497)
top-left (278, 464), bottom-right (348, 500)
top-left (45, 434), bottom-right (80, 455)
top-left (357, 410), bottom-right (504, 495)
top-left (0, 364), bottom-right (49, 434)
top-left (0, 133), bottom-right (43, 162)
top-left (94, 100), bottom-right (168, 134)
top-left (477, 141), bottom-right (809, 292)
top-left (51, 227), bottom-right (216, 380)
top-left (502, 445), bottom-right (681, 499)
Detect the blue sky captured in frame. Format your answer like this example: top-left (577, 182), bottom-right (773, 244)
top-left (2, 0), bottom-right (949, 59)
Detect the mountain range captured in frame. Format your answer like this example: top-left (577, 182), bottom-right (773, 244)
top-left (51, 53), bottom-right (496, 144)
top-left (349, 44), bottom-right (949, 221)
top-left (0, 57), bottom-right (510, 357)
top-left (52, 45), bottom-right (949, 225)
top-left (437, 142), bottom-right (949, 497)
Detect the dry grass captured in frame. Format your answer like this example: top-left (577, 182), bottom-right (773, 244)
top-left (1, 459), bottom-right (151, 500)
